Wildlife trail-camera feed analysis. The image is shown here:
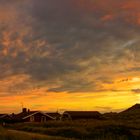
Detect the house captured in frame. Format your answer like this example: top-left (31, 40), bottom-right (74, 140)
top-left (0, 114), bottom-right (11, 123)
top-left (46, 112), bottom-right (61, 120)
top-left (12, 108), bottom-right (55, 123)
top-left (62, 111), bottom-right (102, 120)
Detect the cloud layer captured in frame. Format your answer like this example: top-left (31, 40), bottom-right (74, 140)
top-left (0, 0), bottom-right (140, 96)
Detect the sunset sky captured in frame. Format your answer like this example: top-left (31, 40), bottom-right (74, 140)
top-left (1, 0), bottom-right (140, 113)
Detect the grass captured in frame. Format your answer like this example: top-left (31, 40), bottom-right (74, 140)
top-left (6, 119), bottom-right (140, 140)
top-left (0, 126), bottom-right (75, 140)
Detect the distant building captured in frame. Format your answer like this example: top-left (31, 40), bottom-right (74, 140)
top-left (103, 112), bottom-right (118, 119)
top-left (12, 108), bottom-right (56, 123)
top-left (62, 111), bottom-right (102, 120)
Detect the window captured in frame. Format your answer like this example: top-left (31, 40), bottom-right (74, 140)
top-left (30, 116), bottom-right (34, 122)
top-left (41, 116), bottom-right (46, 122)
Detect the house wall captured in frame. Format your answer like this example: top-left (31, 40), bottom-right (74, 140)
top-left (61, 113), bottom-right (72, 120)
top-left (0, 116), bottom-right (11, 123)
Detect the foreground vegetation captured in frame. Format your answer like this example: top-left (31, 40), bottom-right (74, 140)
top-left (0, 126), bottom-right (74, 140)
top-left (5, 119), bottom-right (140, 140)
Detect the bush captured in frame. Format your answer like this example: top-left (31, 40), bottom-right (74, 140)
top-left (87, 125), bottom-right (134, 140)
top-left (6, 120), bottom-right (140, 140)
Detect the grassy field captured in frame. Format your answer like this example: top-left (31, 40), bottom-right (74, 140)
top-left (5, 119), bottom-right (140, 140)
top-left (0, 126), bottom-right (75, 140)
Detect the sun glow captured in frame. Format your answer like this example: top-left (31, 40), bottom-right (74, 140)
top-left (131, 77), bottom-right (140, 83)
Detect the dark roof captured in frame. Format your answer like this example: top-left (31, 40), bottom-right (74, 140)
top-left (46, 112), bottom-right (61, 118)
top-left (63, 111), bottom-right (102, 119)
top-left (13, 111), bottom-right (55, 120)
top-left (0, 114), bottom-right (9, 119)
top-left (0, 114), bottom-right (7, 117)
top-left (12, 111), bottom-right (37, 120)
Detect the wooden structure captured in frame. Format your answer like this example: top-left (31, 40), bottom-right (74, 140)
top-left (62, 111), bottom-right (102, 120)
top-left (12, 108), bottom-right (55, 123)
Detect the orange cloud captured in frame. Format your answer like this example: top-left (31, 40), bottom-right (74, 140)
top-left (101, 14), bottom-right (114, 21)
top-left (1, 0), bottom-right (140, 113)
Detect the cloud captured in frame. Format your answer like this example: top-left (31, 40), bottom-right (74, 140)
top-left (0, 0), bottom-right (140, 95)
top-left (132, 89), bottom-right (140, 94)
top-left (0, 74), bottom-right (31, 96)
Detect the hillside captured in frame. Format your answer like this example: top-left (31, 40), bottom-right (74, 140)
top-left (118, 104), bottom-right (140, 119)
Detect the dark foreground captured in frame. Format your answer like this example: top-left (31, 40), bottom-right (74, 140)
top-left (0, 128), bottom-right (71, 140)
top-left (1, 119), bottom-right (140, 140)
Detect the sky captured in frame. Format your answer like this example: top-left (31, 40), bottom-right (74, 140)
top-left (0, 0), bottom-right (140, 113)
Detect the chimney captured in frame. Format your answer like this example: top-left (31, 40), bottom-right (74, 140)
top-left (22, 108), bottom-right (27, 113)
top-left (28, 109), bottom-right (30, 113)
top-left (12, 113), bottom-right (15, 117)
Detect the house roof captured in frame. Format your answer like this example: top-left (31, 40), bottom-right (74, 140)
top-left (12, 111), bottom-right (35, 120)
top-left (63, 111), bottom-right (102, 119)
top-left (46, 112), bottom-right (61, 118)
top-left (23, 111), bottom-right (55, 120)
top-left (0, 114), bottom-right (9, 119)
top-left (13, 111), bottom-right (55, 120)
